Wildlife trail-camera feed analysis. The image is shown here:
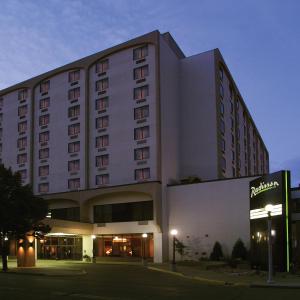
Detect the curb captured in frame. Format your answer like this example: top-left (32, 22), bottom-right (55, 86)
top-left (1, 269), bottom-right (87, 277)
top-left (250, 283), bottom-right (300, 289)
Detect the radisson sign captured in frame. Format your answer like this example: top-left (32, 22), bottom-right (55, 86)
top-left (250, 180), bottom-right (279, 198)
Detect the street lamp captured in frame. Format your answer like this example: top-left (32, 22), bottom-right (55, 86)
top-left (170, 229), bottom-right (178, 272)
top-left (265, 204), bottom-right (274, 284)
top-left (142, 233), bottom-right (148, 266)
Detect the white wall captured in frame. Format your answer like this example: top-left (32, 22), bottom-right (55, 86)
top-left (168, 176), bottom-right (258, 260)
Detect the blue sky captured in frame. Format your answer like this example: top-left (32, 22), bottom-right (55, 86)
top-left (0, 0), bottom-right (299, 186)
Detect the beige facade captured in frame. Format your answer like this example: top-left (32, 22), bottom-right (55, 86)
top-left (0, 30), bottom-right (269, 262)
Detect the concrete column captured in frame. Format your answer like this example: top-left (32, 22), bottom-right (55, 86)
top-left (82, 235), bottom-right (93, 259)
top-left (153, 232), bottom-right (163, 263)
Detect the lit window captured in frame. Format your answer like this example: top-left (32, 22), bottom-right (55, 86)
top-left (96, 154), bottom-right (109, 167)
top-left (69, 70), bottom-right (80, 82)
top-left (17, 137), bottom-right (27, 149)
top-left (134, 126), bottom-right (149, 140)
top-left (135, 168), bottom-right (150, 180)
top-left (39, 183), bottom-right (49, 193)
top-left (96, 174), bottom-right (109, 185)
top-left (134, 105), bottom-right (149, 120)
top-left (96, 135), bottom-right (109, 148)
top-left (40, 81), bottom-right (50, 93)
top-left (18, 105), bottom-right (28, 117)
top-left (17, 153), bottom-right (27, 164)
top-left (39, 114), bottom-right (49, 126)
top-left (68, 160), bottom-right (80, 172)
top-left (68, 141), bottom-right (80, 153)
top-left (68, 123), bottom-right (80, 136)
top-left (95, 97), bottom-right (108, 110)
top-left (18, 121), bottom-right (27, 133)
top-left (95, 59), bottom-right (109, 74)
top-left (68, 105), bottom-right (80, 118)
top-left (39, 131), bottom-right (49, 143)
top-left (68, 87), bottom-right (80, 100)
top-left (39, 165), bottom-right (49, 176)
top-left (18, 89), bottom-right (28, 101)
top-left (133, 45), bottom-right (148, 60)
top-left (134, 85), bottom-right (149, 100)
top-left (96, 116), bottom-right (109, 129)
top-left (39, 148), bottom-right (49, 159)
top-left (68, 178), bottom-right (80, 189)
top-left (95, 78), bottom-right (109, 92)
top-left (134, 65), bottom-right (149, 80)
top-left (40, 98), bottom-right (50, 109)
top-left (134, 147), bottom-right (149, 160)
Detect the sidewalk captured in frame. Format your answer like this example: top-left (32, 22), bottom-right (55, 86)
top-left (148, 262), bottom-right (300, 288)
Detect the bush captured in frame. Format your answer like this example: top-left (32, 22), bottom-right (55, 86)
top-left (231, 238), bottom-right (247, 260)
top-left (210, 241), bottom-right (223, 261)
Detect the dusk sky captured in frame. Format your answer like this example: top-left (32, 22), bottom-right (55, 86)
top-left (0, 0), bottom-right (299, 186)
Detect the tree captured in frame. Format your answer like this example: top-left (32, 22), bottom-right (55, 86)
top-left (210, 241), bottom-right (224, 261)
top-left (231, 238), bottom-right (247, 260)
top-left (0, 165), bottom-right (49, 271)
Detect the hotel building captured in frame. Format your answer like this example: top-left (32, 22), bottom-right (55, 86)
top-left (0, 30), bottom-right (269, 262)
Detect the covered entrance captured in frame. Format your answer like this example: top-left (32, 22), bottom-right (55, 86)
top-left (37, 234), bottom-right (82, 260)
top-left (93, 234), bottom-right (154, 258)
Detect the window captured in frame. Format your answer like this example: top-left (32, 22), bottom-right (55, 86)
top-left (17, 153), bottom-right (27, 164)
top-left (40, 98), bottom-right (50, 109)
top-left (39, 114), bottom-right (49, 126)
top-left (232, 150), bottom-right (235, 162)
top-left (134, 65), bottom-right (149, 80)
top-left (0, 128), bottom-right (2, 138)
top-left (18, 89), bottom-right (28, 101)
top-left (96, 135), bottom-right (109, 148)
top-left (219, 84), bottom-right (224, 98)
top-left (221, 139), bottom-right (225, 153)
top-left (230, 101), bottom-right (234, 114)
top-left (220, 102), bottom-right (224, 115)
top-left (68, 105), bottom-right (80, 118)
top-left (68, 123), bottom-right (80, 136)
top-left (68, 160), bottom-right (80, 172)
top-left (135, 168), bottom-right (150, 180)
top-left (0, 113), bottom-right (2, 122)
top-left (69, 70), bottom-right (80, 82)
top-left (134, 105), bottom-right (149, 120)
top-left (68, 141), bottom-right (80, 153)
top-left (19, 169), bottom-right (27, 180)
top-left (95, 97), bottom-right (108, 110)
top-left (39, 148), bottom-right (49, 159)
top-left (68, 87), bottom-right (80, 100)
top-left (17, 137), bottom-right (27, 149)
top-left (96, 116), bottom-right (109, 129)
top-left (39, 165), bottom-right (49, 176)
top-left (232, 167), bottom-right (236, 177)
top-left (221, 157), bottom-right (226, 172)
top-left (95, 59), bottom-right (109, 74)
top-left (134, 147), bottom-right (149, 160)
top-left (96, 154), bottom-right (109, 167)
top-left (237, 129), bottom-right (240, 139)
top-left (219, 67), bottom-right (223, 81)
top-left (220, 120), bottom-right (225, 135)
top-left (0, 98), bottom-right (3, 108)
top-left (96, 174), bottom-right (109, 185)
top-left (40, 81), bottom-right (50, 93)
top-left (39, 131), bottom-right (49, 143)
top-left (231, 134), bottom-right (235, 145)
top-left (18, 105), bottom-right (27, 117)
top-left (39, 183), bottom-right (49, 193)
top-left (134, 126), bottom-right (149, 140)
top-left (95, 78), bottom-right (109, 92)
top-left (133, 45), bottom-right (148, 60)
top-left (229, 86), bottom-right (234, 100)
top-left (134, 85), bottom-right (149, 100)
top-left (236, 99), bottom-right (240, 110)
top-left (231, 118), bottom-right (234, 130)
top-left (18, 121), bottom-right (27, 133)
top-left (68, 178), bottom-right (80, 189)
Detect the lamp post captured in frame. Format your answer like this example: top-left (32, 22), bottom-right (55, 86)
top-left (170, 229), bottom-right (178, 272)
top-left (265, 204), bottom-right (274, 284)
top-left (142, 233), bottom-right (148, 266)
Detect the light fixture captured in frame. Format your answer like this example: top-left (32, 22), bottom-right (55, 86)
top-left (4, 236), bottom-right (8, 241)
top-left (271, 230), bottom-right (276, 236)
top-left (265, 204), bottom-right (274, 213)
top-left (92, 235), bottom-right (96, 239)
top-left (142, 233), bottom-right (148, 238)
top-left (170, 229), bottom-right (178, 236)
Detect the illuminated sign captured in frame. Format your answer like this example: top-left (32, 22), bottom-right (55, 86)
top-left (250, 204), bottom-right (282, 220)
top-left (250, 181), bottom-right (280, 198)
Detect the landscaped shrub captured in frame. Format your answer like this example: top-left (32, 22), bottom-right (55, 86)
top-left (231, 238), bottom-right (247, 260)
top-left (209, 241), bottom-right (223, 261)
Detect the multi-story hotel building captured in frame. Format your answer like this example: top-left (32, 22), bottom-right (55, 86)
top-left (0, 30), bottom-right (269, 263)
